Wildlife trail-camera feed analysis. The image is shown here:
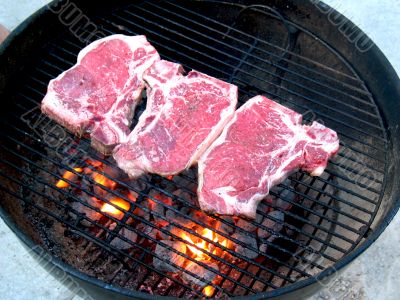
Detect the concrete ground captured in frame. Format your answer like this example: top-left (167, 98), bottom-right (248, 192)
top-left (0, 1), bottom-right (399, 299)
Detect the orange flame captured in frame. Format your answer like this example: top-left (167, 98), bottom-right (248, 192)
top-left (202, 285), bottom-right (215, 297)
top-left (56, 167), bottom-right (83, 188)
top-left (101, 197), bottom-right (130, 219)
top-left (86, 159), bottom-right (103, 168)
top-left (92, 172), bottom-right (117, 190)
top-left (181, 228), bottom-right (229, 261)
top-left (181, 228), bottom-right (225, 298)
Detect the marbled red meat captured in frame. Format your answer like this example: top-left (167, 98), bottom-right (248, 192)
top-left (41, 35), bottom-right (159, 154)
top-left (113, 60), bottom-right (238, 178)
top-left (198, 96), bottom-right (339, 218)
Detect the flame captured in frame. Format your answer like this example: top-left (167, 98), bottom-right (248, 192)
top-left (86, 159), bottom-right (103, 167)
top-left (101, 197), bottom-right (130, 219)
top-left (181, 228), bottom-right (229, 261)
top-left (56, 167), bottom-right (83, 188)
top-left (92, 172), bottom-right (117, 190)
top-left (202, 285), bottom-right (215, 297)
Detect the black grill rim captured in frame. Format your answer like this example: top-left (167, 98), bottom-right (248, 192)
top-left (0, 0), bottom-right (399, 299)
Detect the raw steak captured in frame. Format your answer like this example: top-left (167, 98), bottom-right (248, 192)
top-left (41, 34), bottom-right (159, 154)
top-left (198, 95), bottom-right (339, 218)
top-left (113, 60), bottom-right (238, 178)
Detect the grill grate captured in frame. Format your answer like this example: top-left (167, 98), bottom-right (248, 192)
top-left (0, 1), bottom-right (388, 298)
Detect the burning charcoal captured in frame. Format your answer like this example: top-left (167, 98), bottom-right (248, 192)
top-left (215, 216), bottom-right (235, 235)
top-left (255, 212), bottom-right (263, 224)
top-left (88, 196), bottom-right (103, 209)
top-left (257, 210), bottom-right (284, 239)
top-left (232, 233), bottom-right (258, 260)
top-left (253, 270), bottom-right (270, 292)
top-left (179, 206), bottom-right (191, 216)
top-left (269, 179), bottom-right (296, 211)
top-left (148, 192), bottom-right (174, 226)
top-left (151, 200), bottom-right (168, 226)
top-left (157, 224), bottom-right (180, 240)
top-left (182, 260), bottom-right (219, 287)
top-left (236, 218), bottom-right (257, 232)
top-left (156, 225), bottom-right (173, 240)
top-left (153, 240), bottom-right (187, 272)
top-left (110, 226), bottom-right (138, 250)
top-left (169, 225), bottom-right (197, 242)
top-left (136, 222), bottom-right (158, 240)
top-left (259, 235), bottom-right (277, 254)
top-left (172, 175), bottom-right (197, 193)
top-left (70, 201), bottom-right (102, 226)
top-left (126, 178), bottom-right (147, 194)
top-left (172, 175), bottom-right (188, 187)
top-left (166, 209), bottom-right (196, 228)
top-left (189, 210), bottom-right (214, 227)
top-left (259, 243), bottom-right (268, 254)
top-left (274, 188), bottom-right (295, 211)
top-left (138, 285), bottom-right (153, 294)
top-left (182, 167), bottom-right (197, 180)
top-left (103, 163), bottom-right (124, 180)
top-left (173, 189), bottom-right (197, 206)
top-left (128, 189), bottom-right (139, 201)
top-left (133, 201), bottom-right (151, 221)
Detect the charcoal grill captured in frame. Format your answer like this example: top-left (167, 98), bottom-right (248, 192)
top-left (1, 0), bottom-right (400, 299)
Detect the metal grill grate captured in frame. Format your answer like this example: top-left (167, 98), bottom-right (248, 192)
top-left (0, 1), bottom-right (388, 298)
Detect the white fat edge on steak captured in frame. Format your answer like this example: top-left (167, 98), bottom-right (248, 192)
top-left (120, 69), bottom-right (238, 177)
top-left (113, 62), bottom-right (184, 177)
top-left (197, 97), bottom-right (270, 217)
top-left (198, 96), bottom-right (336, 217)
top-left (185, 73), bottom-right (238, 167)
top-left (83, 35), bottom-right (159, 140)
top-left (197, 98), bottom-right (244, 215)
top-left (42, 34), bottom-right (158, 136)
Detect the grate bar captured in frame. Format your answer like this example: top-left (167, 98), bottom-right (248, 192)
top-left (3, 108), bottom-right (363, 251)
top-left (20, 69), bottom-right (384, 198)
top-left (43, 43), bottom-right (385, 168)
top-left (1, 121), bottom-right (348, 262)
top-left (335, 152), bottom-right (385, 176)
top-left (0, 143), bottom-right (315, 283)
top-left (0, 1), bottom-right (389, 297)
top-left (52, 35), bottom-right (387, 157)
top-left (162, 1), bottom-right (370, 89)
top-left (0, 162), bottom-right (276, 292)
top-left (102, 15), bottom-right (385, 141)
top-left (1, 128), bottom-right (354, 257)
top-left (151, 1), bottom-right (366, 95)
top-left (164, 1), bottom-right (368, 87)
top-left (137, 2), bottom-right (380, 117)
top-left (0, 178), bottom-right (209, 297)
top-left (4, 111), bottom-right (363, 248)
top-left (8, 99), bottom-right (372, 248)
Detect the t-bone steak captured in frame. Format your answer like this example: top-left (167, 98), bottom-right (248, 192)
top-left (198, 95), bottom-right (339, 218)
top-left (113, 60), bottom-right (238, 178)
top-left (41, 34), bottom-right (159, 154)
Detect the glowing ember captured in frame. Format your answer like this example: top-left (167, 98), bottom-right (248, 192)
top-left (92, 172), bottom-right (117, 190)
top-left (101, 197), bottom-right (130, 220)
top-left (86, 159), bottom-right (103, 167)
top-left (56, 167), bottom-right (83, 188)
top-left (202, 285), bottom-right (215, 297)
top-left (179, 225), bottom-right (229, 295)
top-left (182, 227), bottom-right (229, 261)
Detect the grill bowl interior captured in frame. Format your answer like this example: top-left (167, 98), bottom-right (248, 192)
top-left (0, 0), bottom-right (399, 299)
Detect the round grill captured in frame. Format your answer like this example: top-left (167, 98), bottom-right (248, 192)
top-left (0, 1), bottom-right (399, 299)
